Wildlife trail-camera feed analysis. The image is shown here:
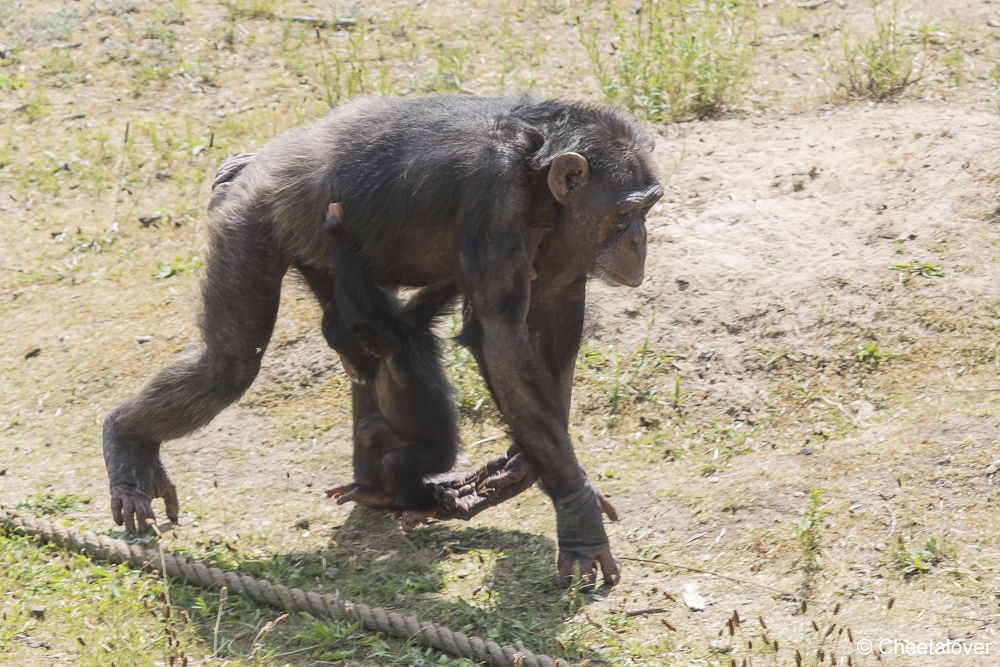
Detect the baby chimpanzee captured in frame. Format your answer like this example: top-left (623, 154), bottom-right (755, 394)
top-left (320, 203), bottom-right (460, 514)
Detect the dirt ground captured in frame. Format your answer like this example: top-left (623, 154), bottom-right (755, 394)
top-left (3, 0), bottom-right (1000, 666)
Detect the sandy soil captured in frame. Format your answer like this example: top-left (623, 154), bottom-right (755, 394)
top-left (5, 98), bottom-right (1000, 665)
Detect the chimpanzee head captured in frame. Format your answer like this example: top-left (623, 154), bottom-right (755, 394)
top-left (542, 106), bottom-right (663, 287)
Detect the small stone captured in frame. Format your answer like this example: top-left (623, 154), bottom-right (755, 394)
top-left (709, 639), bottom-right (731, 653)
top-left (639, 414), bottom-right (661, 429)
top-left (138, 212), bottom-right (162, 227)
top-left (29, 605), bottom-right (46, 618)
top-left (989, 18), bottom-right (1000, 28)
top-left (156, 171), bottom-right (172, 180)
top-left (324, 567), bottom-right (339, 579)
top-left (293, 517), bottom-right (310, 530)
top-left (985, 460), bottom-right (1000, 476)
top-left (682, 582), bottom-right (707, 611)
top-left (134, 335), bottom-right (153, 344)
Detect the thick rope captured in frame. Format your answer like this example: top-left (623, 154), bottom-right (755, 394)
top-left (0, 508), bottom-right (574, 667)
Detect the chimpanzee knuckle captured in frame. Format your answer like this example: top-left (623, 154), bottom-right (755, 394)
top-left (163, 487), bottom-right (180, 522)
top-left (111, 499), bottom-right (124, 525)
top-left (122, 501), bottom-right (137, 533)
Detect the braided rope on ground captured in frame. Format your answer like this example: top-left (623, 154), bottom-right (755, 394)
top-left (0, 508), bottom-right (574, 667)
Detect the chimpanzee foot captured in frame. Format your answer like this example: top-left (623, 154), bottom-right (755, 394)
top-left (110, 472), bottom-right (179, 534)
top-left (325, 483), bottom-right (398, 508)
top-left (557, 546), bottom-right (621, 589)
top-left (400, 509), bottom-right (435, 533)
top-left (431, 452), bottom-right (539, 521)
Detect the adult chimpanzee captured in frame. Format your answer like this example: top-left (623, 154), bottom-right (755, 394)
top-left (102, 95), bottom-right (663, 586)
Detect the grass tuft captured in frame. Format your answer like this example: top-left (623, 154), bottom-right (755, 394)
top-left (154, 255), bottom-right (202, 279)
top-left (832, 0), bottom-right (927, 101)
top-left (890, 258), bottom-right (943, 278)
top-left (580, 0), bottom-right (755, 122)
top-left (792, 488), bottom-right (826, 569)
top-left (15, 489), bottom-right (91, 515)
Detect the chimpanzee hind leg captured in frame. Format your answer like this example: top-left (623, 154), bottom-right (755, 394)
top-left (325, 410), bottom-right (405, 509)
top-left (103, 213), bottom-right (286, 533)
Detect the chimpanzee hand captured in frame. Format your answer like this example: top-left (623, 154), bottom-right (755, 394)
top-left (555, 483), bottom-right (620, 588)
top-left (109, 460), bottom-right (179, 533)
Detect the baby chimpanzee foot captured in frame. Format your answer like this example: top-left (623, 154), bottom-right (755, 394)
top-left (400, 508), bottom-right (436, 533)
top-left (325, 482), bottom-right (398, 509)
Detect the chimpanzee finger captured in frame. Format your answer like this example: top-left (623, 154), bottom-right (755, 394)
top-left (598, 552), bottom-right (621, 585)
top-left (557, 551), bottom-right (597, 588)
top-left (122, 497), bottom-right (137, 534)
top-left (162, 483), bottom-right (180, 523)
top-left (479, 466), bottom-right (528, 491)
top-left (135, 499), bottom-right (155, 533)
top-left (111, 496), bottom-right (124, 526)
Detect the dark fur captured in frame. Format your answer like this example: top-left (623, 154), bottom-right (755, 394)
top-left (321, 213), bottom-right (458, 510)
top-left (103, 95), bottom-right (662, 582)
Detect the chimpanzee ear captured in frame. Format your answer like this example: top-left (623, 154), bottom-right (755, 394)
top-left (547, 152), bottom-right (590, 205)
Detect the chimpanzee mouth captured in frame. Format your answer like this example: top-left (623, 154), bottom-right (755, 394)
top-left (593, 265), bottom-right (644, 288)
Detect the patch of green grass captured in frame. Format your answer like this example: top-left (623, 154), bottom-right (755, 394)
top-left (231, 0), bottom-right (276, 20)
top-left (281, 20), bottom-right (308, 77)
top-left (21, 88), bottom-right (50, 122)
top-left (317, 21), bottom-right (393, 107)
top-left (792, 488), bottom-right (825, 569)
top-left (443, 313), bottom-right (496, 418)
top-left (576, 309), bottom-right (674, 422)
top-left (580, 0), bottom-right (756, 122)
top-left (432, 44), bottom-right (470, 92)
top-left (942, 46), bottom-right (964, 86)
top-left (891, 536), bottom-right (943, 578)
top-left (14, 489), bottom-right (91, 515)
top-left (154, 255), bottom-right (202, 279)
top-left (890, 258), bottom-right (943, 278)
top-left (0, 72), bottom-right (26, 91)
top-left (40, 47), bottom-right (76, 80)
top-left (0, 534), bottom-right (198, 664)
top-left (856, 341), bottom-right (884, 364)
top-left (777, 6), bottom-right (803, 30)
top-left (18, 8), bottom-right (80, 45)
top-left (832, 0), bottom-right (927, 101)
top-left (577, 340), bottom-right (668, 418)
top-left (69, 229), bottom-right (120, 255)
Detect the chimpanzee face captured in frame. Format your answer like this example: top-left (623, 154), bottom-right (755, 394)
top-left (547, 151), bottom-right (662, 287)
